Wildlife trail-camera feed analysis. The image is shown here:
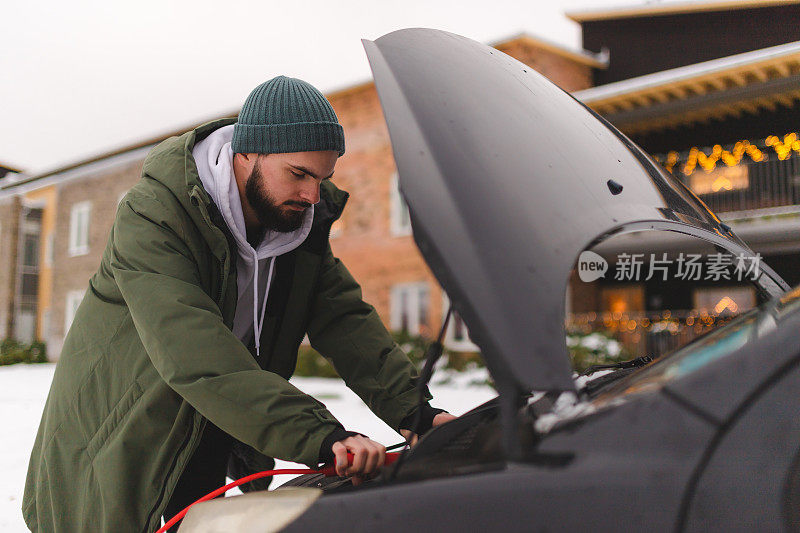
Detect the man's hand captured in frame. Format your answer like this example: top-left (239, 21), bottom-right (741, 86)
top-left (400, 412), bottom-right (457, 446)
top-left (331, 434), bottom-right (386, 485)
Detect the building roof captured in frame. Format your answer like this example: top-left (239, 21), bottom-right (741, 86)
top-left (324, 32), bottom-right (608, 101)
top-left (0, 163), bottom-right (23, 175)
top-left (0, 163), bottom-right (25, 189)
top-left (0, 112), bottom-right (237, 197)
top-left (574, 40), bottom-right (800, 134)
top-left (566, 0), bottom-right (800, 23)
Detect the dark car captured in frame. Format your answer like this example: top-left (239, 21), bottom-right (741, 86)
top-left (179, 29), bottom-right (800, 532)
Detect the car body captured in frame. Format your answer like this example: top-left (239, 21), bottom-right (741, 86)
top-left (180, 29), bottom-right (800, 532)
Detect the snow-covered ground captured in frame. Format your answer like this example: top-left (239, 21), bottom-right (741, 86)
top-left (0, 363), bottom-right (495, 532)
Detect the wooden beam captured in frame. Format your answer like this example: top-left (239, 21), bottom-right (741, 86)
top-left (775, 93), bottom-right (795, 107)
top-left (756, 97), bottom-right (777, 112)
top-left (750, 67), bottom-right (769, 82)
top-left (649, 90), bottom-right (671, 103)
top-left (592, 103), bottom-right (612, 115)
top-left (722, 105), bottom-right (743, 119)
top-left (737, 100), bottom-right (760, 114)
top-left (773, 62), bottom-right (792, 77)
top-left (728, 72), bottom-right (749, 86)
top-left (705, 107), bottom-right (731, 122)
top-left (707, 77), bottom-right (728, 91)
top-left (667, 85), bottom-right (689, 99)
top-left (614, 99), bottom-right (635, 111)
top-left (689, 82), bottom-right (708, 95)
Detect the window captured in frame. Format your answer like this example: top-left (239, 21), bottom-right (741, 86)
top-left (64, 290), bottom-right (84, 334)
top-left (390, 282), bottom-right (430, 336)
top-left (69, 202), bottom-right (91, 256)
top-left (389, 172), bottom-right (412, 236)
top-left (442, 292), bottom-right (479, 352)
top-left (22, 233), bottom-right (39, 267)
top-left (693, 286), bottom-right (755, 315)
top-left (15, 304), bottom-right (37, 344)
top-left (21, 273), bottom-right (38, 298)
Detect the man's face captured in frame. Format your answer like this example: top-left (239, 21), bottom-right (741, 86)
top-left (243, 150), bottom-right (338, 233)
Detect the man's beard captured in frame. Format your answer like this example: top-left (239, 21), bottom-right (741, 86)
top-left (245, 165), bottom-right (310, 233)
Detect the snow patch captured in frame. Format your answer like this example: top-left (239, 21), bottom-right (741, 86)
top-left (0, 364), bottom-right (496, 531)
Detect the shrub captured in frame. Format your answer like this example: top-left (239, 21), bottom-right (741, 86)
top-left (0, 338), bottom-right (48, 366)
top-left (391, 330), bottom-right (486, 371)
top-left (291, 331), bottom-right (488, 379)
top-left (566, 331), bottom-right (627, 373)
top-left (294, 345), bottom-right (339, 378)
top-left (29, 341), bottom-right (48, 363)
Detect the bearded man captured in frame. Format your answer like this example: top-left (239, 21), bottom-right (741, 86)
top-left (23, 76), bottom-right (453, 533)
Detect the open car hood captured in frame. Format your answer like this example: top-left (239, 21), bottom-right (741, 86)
top-left (362, 28), bottom-right (788, 394)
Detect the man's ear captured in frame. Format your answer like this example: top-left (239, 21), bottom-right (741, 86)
top-left (234, 153), bottom-right (264, 165)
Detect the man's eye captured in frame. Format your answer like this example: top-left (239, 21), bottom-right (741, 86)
top-left (290, 171), bottom-right (304, 178)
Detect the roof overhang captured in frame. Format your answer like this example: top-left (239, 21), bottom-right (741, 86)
top-left (490, 33), bottom-right (609, 69)
top-left (574, 41), bottom-right (800, 135)
top-left (567, 0), bottom-right (800, 23)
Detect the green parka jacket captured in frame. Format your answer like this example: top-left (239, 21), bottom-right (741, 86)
top-left (22, 118), bottom-right (424, 533)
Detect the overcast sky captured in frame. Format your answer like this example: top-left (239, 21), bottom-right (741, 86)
top-left (2, 0), bottom-right (660, 174)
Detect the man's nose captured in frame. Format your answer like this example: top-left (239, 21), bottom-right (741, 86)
top-left (300, 182), bottom-right (321, 205)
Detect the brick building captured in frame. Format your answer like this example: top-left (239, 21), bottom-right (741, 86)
top-left (0, 34), bottom-right (602, 359)
top-left (5, 1), bottom-right (799, 361)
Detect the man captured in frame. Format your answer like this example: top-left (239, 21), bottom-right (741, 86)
top-left (23, 76), bottom-right (453, 533)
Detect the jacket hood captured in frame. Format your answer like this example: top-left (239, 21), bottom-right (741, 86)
top-left (362, 29), bottom-right (789, 394)
top-left (141, 118), bottom-right (347, 259)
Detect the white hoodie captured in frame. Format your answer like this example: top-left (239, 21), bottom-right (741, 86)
top-left (192, 125), bottom-right (314, 357)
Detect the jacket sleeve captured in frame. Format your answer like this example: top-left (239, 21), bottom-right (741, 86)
top-left (306, 242), bottom-right (431, 431)
top-left (111, 193), bottom-right (341, 467)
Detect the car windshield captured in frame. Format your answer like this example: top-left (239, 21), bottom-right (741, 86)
top-left (595, 284), bottom-right (800, 400)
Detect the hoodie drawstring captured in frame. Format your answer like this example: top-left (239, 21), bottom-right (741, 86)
top-left (253, 256), bottom-right (276, 358)
top-left (193, 125), bottom-right (313, 356)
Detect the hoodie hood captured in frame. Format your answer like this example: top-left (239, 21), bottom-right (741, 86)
top-left (192, 124), bottom-right (313, 356)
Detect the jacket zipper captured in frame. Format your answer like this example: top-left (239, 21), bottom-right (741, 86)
top-left (216, 258), bottom-right (227, 306)
top-left (190, 187), bottom-right (230, 309)
top-left (144, 187), bottom-right (344, 530)
top-left (144, 191), bottom-right (226, 530)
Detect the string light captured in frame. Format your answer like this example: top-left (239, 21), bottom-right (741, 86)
top-left (654, 132), bottom-right (800, 176)
top-left (566, 304), bottom-right (738, 336)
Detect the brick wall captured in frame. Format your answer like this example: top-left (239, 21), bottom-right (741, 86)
top-left (0, 197), bottom-right (21, 339)
top-left (326, 42), bottom-right (593, 336)
top-left (494, 40), bottom-right (594, 92)
top-left (328, 84), bottom-right (442, 333)
top-left (47, 160), bottom-right (143, 357)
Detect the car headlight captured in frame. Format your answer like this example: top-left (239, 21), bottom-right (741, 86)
top-left (178, 487), bottom-right (322, 532)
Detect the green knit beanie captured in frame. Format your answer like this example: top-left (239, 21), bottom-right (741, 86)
top-left (232, 76), bottom-right (345, 156)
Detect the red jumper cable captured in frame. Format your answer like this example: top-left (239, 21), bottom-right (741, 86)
top-left (156, 451), bottom-right (401, 533)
